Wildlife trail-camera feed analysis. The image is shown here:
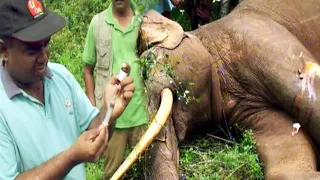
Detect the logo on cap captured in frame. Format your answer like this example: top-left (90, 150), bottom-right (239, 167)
top-left (27, 0), bottom-right (44, 18)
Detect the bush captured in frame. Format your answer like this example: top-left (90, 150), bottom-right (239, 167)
top-left (45, 0), bottom-right (150, 86)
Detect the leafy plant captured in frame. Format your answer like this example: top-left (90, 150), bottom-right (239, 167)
top-left (138, 49), bottom-right (200, 105)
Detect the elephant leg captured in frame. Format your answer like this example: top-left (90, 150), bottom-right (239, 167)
top-left (145, 117), bottom-right (180, 180)
top-left (250, 109), bottom-right (320, 180)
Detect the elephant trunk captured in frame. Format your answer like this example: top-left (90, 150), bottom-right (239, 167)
top-left (110, 88), bottom-right (174, 180)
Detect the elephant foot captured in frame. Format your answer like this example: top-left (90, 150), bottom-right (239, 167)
top-left (145, 118), bottom-right (180, 180)
top-left (249, 110), bottom-right (320, 180)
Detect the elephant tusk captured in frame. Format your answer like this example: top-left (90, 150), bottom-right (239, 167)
top-left (110, 88), bottom-right (174, 180)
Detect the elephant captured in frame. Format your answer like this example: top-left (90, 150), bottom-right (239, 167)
top-left (111, 0), bottom-right (320, 179)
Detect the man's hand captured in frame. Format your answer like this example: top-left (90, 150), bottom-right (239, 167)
top-left (14, 127), bottom-right (108, 180)
top-left (171, 0), bottom-right (183, 8)
top-left (104, 75), bottom-right (135, 122)
top-left (69, 126), bottom-right (108, 163)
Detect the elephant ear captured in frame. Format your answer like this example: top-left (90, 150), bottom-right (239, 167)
top-left (140, 10), bottom-right (186, 50)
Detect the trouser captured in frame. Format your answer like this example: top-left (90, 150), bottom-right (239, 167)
top-left (103, 124), bottom-right (147, 179)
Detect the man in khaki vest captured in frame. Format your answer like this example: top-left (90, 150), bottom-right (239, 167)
top-left (82, 0), bottom-right (148, 178)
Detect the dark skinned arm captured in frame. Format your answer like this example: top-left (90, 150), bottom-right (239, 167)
top-left (15, 127), bottom-right (107, 180)
top-left (15, 148), bottom-right (77, 180)
top-left (84, 64), bottom-right (96, 106)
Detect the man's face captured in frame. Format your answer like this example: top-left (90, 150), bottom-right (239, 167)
top-left (112, 0), bottom-right (130, 13)
top-left (1, 37), bottom-right (50, 85)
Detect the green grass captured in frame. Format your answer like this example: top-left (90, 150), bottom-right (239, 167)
top-left (86, 158), bottom-right (104, 180)
top-left (86, 129), bottom-right (264, 180)
top-left (179, 130), bottom-right (263, 180)
top-left (45, 0), bottom-right (264, 179)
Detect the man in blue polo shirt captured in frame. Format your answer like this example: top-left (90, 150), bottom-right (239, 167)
top-left (0, 0), bottom-right (135, 179)
top-left (146, 0), bottom-right (182, 18)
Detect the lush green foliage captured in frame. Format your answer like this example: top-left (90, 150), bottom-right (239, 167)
top-left (45, 0), bottom-right (263, 179)
top-left (44, 0), bottom-right (109, 86)
top-left (44, 0), bottom-right (153, 86)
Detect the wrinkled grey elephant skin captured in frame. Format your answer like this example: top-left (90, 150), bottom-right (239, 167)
top-left (137, 0), bottom-right (320, 179)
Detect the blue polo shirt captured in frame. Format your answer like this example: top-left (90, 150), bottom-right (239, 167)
top-left (0, 62), bottom-right (99, 180)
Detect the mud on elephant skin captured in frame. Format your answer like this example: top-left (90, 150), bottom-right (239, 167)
top-left (134, 0), bottom-right (320, 179)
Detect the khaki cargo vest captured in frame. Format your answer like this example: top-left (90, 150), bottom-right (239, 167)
top-left (93, 10), bottom-right (113, 109)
